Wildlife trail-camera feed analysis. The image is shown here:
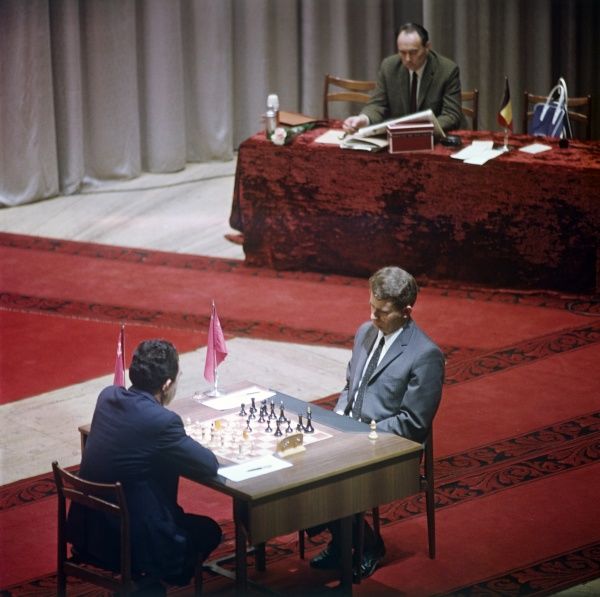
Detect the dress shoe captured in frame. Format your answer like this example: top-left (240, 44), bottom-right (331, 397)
top-left (310, 544), bottom-right (341, 570)
top-left (352, 550), bottom-right (384, 583)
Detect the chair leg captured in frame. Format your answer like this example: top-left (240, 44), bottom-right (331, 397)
top-left (423, 432), bottom-right (436, 559)
top-left (426, 483), bottom-right (436, 559)
top-left (298, 530), bottom-right (305, 559)
top-left (371, 507), bottom-right (381, 541)
top-left (56, 568), bottom-right (66, 597)
top-left (194, 558), bottom-right (204, 596)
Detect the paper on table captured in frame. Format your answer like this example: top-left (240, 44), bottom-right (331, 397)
top-left (218, 454), bottom-right (292, 482)
top-left (450, 140), bottom-right (494, 160)
top-left (519, 143), bottom-right (552, 154)
top-left (203, 385), bottom-right (275, 410)
top-left (314, 129), bottom-right (345, 145)
top-left (463, 148), bottom-right (505, 165)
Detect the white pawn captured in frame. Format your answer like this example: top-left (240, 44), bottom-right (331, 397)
top-left (368, 420), bottom-right (378, 440)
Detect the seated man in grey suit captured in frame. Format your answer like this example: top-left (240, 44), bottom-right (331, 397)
top-left (343, 22), bottom-right (466, 134)
top-left (310, 266), bottom-right (445, 582)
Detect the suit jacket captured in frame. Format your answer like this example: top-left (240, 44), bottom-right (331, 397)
top-left (361, 50), bottom-right (466, 132)
top-left (335, 319), bottom-right (444, 443)
top-left (67, 385), bottom-right (219, 579)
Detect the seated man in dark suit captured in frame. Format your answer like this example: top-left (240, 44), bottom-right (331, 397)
top-left (309, 266), bottom-right (445, 582)
top-left (343, 22), bottom-right (466, 134)
top-left (67, 339), bottom-right (222, 594)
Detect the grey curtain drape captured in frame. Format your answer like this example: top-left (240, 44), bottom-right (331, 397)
top-left (1, 0), bottom-right (598, 206)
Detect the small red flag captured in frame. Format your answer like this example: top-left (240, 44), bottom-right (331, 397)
top-left (204, 302), bottom-right (228, 383)
top-left (113, 325), bottom-right (126, 387)
top-left (497, 76), bottom-right (513, 131)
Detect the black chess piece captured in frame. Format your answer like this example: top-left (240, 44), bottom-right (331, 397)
top-left (278, 401), bottom-right (286, 422)
top-left (285, 418), bottom-right (293, 433)
top-left (304, 408), bottom-right (314, 433)
top-left (239, 403), bottom-right (247, 416)
top-left (251, 397), bottom-right (257, 412)
top-left (269, 401), bottom-right (276, 420)
top-left (245, 417), bottom-right (252, 432)
top-left (274, 420), bottom-right (283, 437)
top-left (296, 413), bottom-right (304, 432)
top-left (258, 407), bottom-right (266, 423)
top-left (265, 419), bottom-right (273, 433)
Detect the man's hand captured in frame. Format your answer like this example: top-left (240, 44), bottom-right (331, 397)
top-left (343, 114), bottom-right (369, 134)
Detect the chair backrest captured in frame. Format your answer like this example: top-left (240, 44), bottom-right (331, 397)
top-left (461, 89), bottom-right (479, 131)
top-left (522, 91), bottom-right (592, 140)
top-left (52, 461), bottom-right (136, 594)
top-left (323, 74), bottom-right (376, 120)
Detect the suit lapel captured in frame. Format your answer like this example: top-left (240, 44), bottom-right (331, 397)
top-left (351, 326), bottom-right (379, 396)
top-left (374, 320), bottom-right (415, 375)
top-left (398, 66), bottom-right (411, 114)
top-left (418, 54), bottom-right (434, 110)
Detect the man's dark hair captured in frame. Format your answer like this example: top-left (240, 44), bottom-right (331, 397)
top-left (396, 22), bottom-right (429, 46)
top-left (369, 266), bottom-right (418, 311)
top-left (129, 339), bottom-right (179, 393)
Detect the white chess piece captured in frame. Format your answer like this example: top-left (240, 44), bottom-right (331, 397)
top-left (369, 420), bottom-right (378, 440)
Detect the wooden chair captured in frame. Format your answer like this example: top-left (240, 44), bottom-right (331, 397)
top-left (53, 461), bottom-right (204, 596)
top-left (461, 89), bottom-right (479, 131)
top-left (323, 74), bottom-right (376, 120)
top-left (298, 428), bottom-right (436, 564)
top-left (522, 91), bottom-right (592, 140)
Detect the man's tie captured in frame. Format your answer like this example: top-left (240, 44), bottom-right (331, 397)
top-left (352, 336), bottom-right (385, 421)
top-left (410, 71), bottom-right (418, 113)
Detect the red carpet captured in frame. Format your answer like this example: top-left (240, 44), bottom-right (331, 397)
top-left (1, 232), bottom-right (599, 595)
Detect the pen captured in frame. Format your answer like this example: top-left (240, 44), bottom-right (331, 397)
top-left (247, 465), bottom-right (272, 472)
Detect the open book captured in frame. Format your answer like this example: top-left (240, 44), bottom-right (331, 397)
top-left (353, 109), bottom-right (445, 139)
top-left (340, 135), bottom-right (389, 152)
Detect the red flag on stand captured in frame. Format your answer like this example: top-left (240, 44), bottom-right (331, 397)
top-left (204, 302), bottom-right (228, 383)
top-left (497, 76), bottom-right (513, 130)
top-left (113, 325), bottom-right (126, 387)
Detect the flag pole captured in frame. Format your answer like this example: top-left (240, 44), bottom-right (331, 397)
top-left (205, 301), bottom-right (222, 397)
top-left (503, 127), bottom-right (510, 152)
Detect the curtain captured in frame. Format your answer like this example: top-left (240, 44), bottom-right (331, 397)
top-left (1, 0), bottom-right (598, 206)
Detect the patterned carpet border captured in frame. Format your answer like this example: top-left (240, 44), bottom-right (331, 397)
top-left (444, 321), bottom-right (600, 385)
top-left (437, 541), bottom-right (600, 597)
top-left (2, 232), bottom-right (598, 313)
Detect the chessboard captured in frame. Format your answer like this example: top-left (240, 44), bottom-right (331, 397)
top-left (184, 405), bottom-right (333, 464)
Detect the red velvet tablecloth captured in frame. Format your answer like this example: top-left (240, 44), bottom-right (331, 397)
top-left (230, 126), bottom-right (600, 293)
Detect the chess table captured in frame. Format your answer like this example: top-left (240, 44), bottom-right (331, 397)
top-left (80, 389), bottom-right (422, 595)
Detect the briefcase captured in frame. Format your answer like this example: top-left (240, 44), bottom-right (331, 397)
top-left (387, 122), bottom-right (434, 153)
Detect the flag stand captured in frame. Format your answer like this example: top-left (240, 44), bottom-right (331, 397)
top-left (205, 370), bottom-right (222, 397)
top-left (501, 127), bottom-right (513, 152)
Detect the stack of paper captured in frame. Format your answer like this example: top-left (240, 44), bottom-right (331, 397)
top-left (450, 141), bottom-right (505, 165)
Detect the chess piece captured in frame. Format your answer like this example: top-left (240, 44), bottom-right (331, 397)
top-left (274, 420), bottom-right (283, 437)
top-left (245, 417), bottom-right (252, 432)
top-left (265, 419), bottom-right (273, 433)
top-left (279, 401), bottom-right (286, 422)
top-left (296, 414), bottom-right (304, 432)
top-left (285, 418), bottom-right (293, 433)
top-left (304, 408), bottom-right (314, 433)
top-left (368, 420), bottom-right (378, 440)
top-left (239, 403), bottom-right (247, 417)
top-left (258, 408), bottom-right (266, 423)
top-left (269, 400), bottom-right (276, 420)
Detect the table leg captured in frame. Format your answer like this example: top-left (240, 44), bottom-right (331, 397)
top-left (233, 500), bottom-right (248, 593)
top-left (339, 515), bottom-right (353, 595)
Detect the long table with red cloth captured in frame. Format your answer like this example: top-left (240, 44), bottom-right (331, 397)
top-left (230, 126), bottom-right (600, 293)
